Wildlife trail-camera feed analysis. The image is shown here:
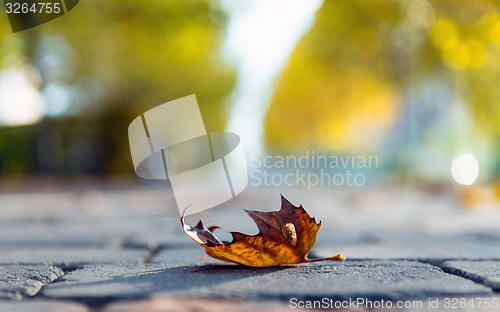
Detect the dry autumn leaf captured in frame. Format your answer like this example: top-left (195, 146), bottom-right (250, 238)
top-left (180, 195), bottom-right (345, 267)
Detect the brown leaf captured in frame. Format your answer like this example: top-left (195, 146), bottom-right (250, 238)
top-left (180, 195), bottom-right (345, 267)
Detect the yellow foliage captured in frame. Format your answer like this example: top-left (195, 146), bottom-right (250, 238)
top-left (430, 18), bottom-right (459, 50)
top-left (265, 0), bottom-right (500, 153)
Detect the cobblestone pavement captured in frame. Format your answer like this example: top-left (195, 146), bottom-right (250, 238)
top-left (0, 180), bottom-right (499, 311)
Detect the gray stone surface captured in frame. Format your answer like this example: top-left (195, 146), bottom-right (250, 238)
top-left (0, 234), bottom-right (123, 249)
top-left (0, 265), bottom-right (63, 300)
top-left (151, 248), bottom-right (220, 265)
top-left (40, 263), bottom-right (169, 302)
top-left (0, 184), bottom-right (176, 218)
top-left (314, 231), bottom-right (378, 247)
top-left (312, 232), bottom-right (500, 262)
top-left (2, 185), bottom-right (500, 233)
top-left (0, 300), bottom-right (89, 312)
top-left (0, 248), bottom-right (149, 266)
top-left (441, 261), bottom-right (500, 291)
top-left (0, 215), bottom-right (175, 249)
top-left (41, 261), bottom-right (491, 303)
top-left (1, 184), bottom-right (500, 309)
top-left (124, 233), bottom-right (195, 250)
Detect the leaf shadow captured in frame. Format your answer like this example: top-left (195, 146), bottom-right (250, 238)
top-left (42, 263), bottom-right (293, 306)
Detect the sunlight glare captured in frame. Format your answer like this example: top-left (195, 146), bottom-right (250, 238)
top-left (451, 154), bottom-right (479, 185)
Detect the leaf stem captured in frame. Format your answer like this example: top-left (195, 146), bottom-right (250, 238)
top-left (303, 253), bottom-right (346, 262)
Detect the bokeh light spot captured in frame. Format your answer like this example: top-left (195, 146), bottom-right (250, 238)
top-left (407, 0), bottom-right (436, 28)
top-left (451, 154), bottom-right (479, 185)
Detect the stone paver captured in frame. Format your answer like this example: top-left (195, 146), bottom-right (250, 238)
top-left (0, 300), bottom-right (89, 312)
top-left (0, 265), bottom-right (63, 300)
top-left (0, 185), bottom-right (176, 218)
top-left (441, 261), bottom-right (500, 291)
top-left (0, 248), bottom-right (149, 266)
top-left (151, 248), bottom-right (219, 265)
top-left (40, 263), bottom-right (169, 302)
top-left (124, 233), bottom-right (194, 250)
top-left (0, 215), bottom-right (176, 249)
top-left (312, 232), bottom-right (500, 262)
top-left (40, 261), bottom-right (491, 303)
top-left (0, 235), bottom-right (122, 249)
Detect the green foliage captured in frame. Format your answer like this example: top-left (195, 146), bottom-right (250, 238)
top-left (0, 0), bottom-right (236, 175)
top-left (40, 0), bottom-right (236, 129)
top-left (0, 126), bottom-right (35, 175)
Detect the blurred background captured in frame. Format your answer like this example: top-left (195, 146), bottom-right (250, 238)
top-left (0, 0), bottom-right (500, 212)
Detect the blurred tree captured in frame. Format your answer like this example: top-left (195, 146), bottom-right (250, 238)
top-left (265, 0), bottom-right (403, 153)
top-left (264, 0), bottom-right (500, 175)
top-left (0, 0), bottom-right (236, 175)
